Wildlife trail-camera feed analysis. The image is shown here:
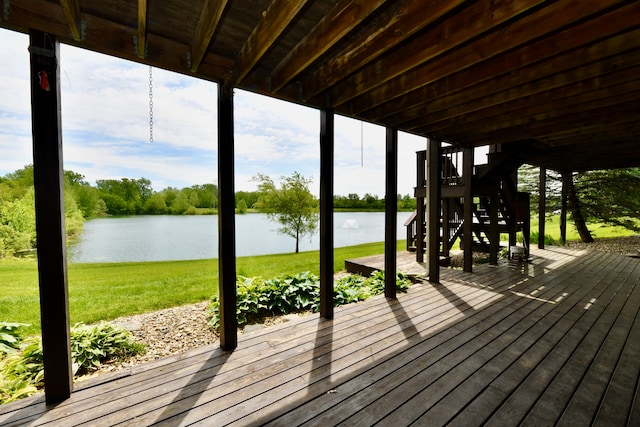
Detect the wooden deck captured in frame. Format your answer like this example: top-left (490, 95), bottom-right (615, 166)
top-left (345, 251), bottom-right (429, 278)
top-left (2, 246), bottom-right (639, 426)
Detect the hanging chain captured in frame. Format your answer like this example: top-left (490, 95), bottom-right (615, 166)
top-left (149, 65), bottom-right (154, 143)
top-left (360, 120), bottom-right (364, 167)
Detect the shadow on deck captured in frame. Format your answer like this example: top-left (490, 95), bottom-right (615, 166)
top-left (2, 247), bottom-right (639, 425)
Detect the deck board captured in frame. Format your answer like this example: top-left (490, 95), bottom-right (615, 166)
top-left (1, 247), bottom-right (639, 426)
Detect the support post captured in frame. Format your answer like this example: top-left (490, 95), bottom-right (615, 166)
top-left (384, 127), bottom-right (398, 298)
top-left (415, 150), bottom-right (426, 263)
top-left (462, 147), bottom-right (474, 272)
top-left (319, 109), bottom-right (334, 319)
top-left (427, 139), bottom-right (441, 283)
top-left (560, 171), bottom-right (568, 245)
top-left (489, 187), bottom-right (499, 265)
top-left (29, 30), bottom-right (73, 404)
top-left (538, 167), bottom-right (546, 249)
top-left (217, 83), bottom-right (237, 350)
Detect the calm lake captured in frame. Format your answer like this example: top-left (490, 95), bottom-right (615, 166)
top-left (68, 212), bottom-right (413, 263)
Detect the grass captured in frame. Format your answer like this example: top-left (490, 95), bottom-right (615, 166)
top-left (0, 240), bottom-right (404, 337)
top-left (2, 215), bottom-right (635, 337)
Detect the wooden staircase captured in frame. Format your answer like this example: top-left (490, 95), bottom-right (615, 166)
top-left (406, 144), bottom-right (531, 270)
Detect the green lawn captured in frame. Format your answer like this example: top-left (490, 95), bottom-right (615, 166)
top-left (0, 240), bottom-right (404, 336)
top-left (2, 215), bottom-right (635, 338)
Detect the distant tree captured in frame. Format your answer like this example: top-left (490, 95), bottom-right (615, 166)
top-left (169, 192), bottom-right (190, 215)
top-left (254, 172), bottom-right (319, 253)
top-left (144, 193), bottom-right (168, 214)
top-left (0, 188), bottom-right (36, 256)
top-left (236, 199), bottom-right (248, 214)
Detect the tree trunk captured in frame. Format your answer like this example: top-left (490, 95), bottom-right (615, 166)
top-left (563, 171), bottom-right (594, 243)
top-left (295, 230), bottom-right (299, 253)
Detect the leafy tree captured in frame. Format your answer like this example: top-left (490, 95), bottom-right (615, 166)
top-left (0, 189), bottom-right (36, 256)
top-left (574, 168), bottom-right (640, 233)
top-left (143, 193), bottom-right (168, 214)
top-left (169, 192), bottom-right (190, 215)
top-left (236, 199), bottom-right (248, 214)
top-left (254, 172), bottom-right (319, 253)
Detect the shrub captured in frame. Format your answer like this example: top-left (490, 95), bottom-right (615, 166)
top-left (0, 322), bottom-right (28, 354)
top-left (208, 271), bottom-right (412, 330)
top-left (0, 322), bottom-right (144, 404)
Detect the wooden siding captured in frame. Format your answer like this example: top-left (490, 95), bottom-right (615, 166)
top-left (2, 246), bottom-right (639, 425)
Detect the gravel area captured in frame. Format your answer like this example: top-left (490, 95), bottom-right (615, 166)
top-left (94, 235), bottom-right (640, 375)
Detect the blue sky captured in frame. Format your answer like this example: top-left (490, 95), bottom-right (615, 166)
top-left (0, 29), bottom-right (426, 196)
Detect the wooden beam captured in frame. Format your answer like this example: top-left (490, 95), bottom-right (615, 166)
top-left (235, 0), bottom-right (309, 84)
top-left (379, 2), bottom-right (640, 127)
top-left (427, 139), bottom-right (440, 283)
top-left (59, 0), bottom-right (81, 41)
top-left (136, 0), bottom-right (147, 58)
top-left (324, 0), bottom-right (547, 108)
top-left (353, 0), bottom-right (632, 117)
top-left (319, 108), bottom-right (334, 319)
top-left (270, 0), bottom-right (386, 92)
top-left (217, 83), bottom-right (237, 351)
top-left (191, 0), bottom-right (227, 73)
top-left (29, 30), bottom-right (73, 404)
top-left (384, 127), bottom-right (397, 299)
top-left (300, 0), bottom-right (465, 101)
top-left (408, 36), bottom-right (640, 134)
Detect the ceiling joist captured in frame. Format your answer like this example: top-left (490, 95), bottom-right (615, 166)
top-left (300, 0), bottom-right (466, 101)
top-left (269, 0), bottom-right (387, 93)
top-left (136, 0), bottom-right (147, 58)
top-left (234, 0), bottom-right (309, 84)
top-left (59, 0), bottom-right (81, 41)
top-left (190, 0), bottom-right (227, 73)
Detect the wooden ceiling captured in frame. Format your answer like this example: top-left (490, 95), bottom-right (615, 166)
top-left (2, 0), bottom-right (639, 172)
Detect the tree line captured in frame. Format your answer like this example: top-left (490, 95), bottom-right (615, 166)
top-left (0, 166), bottom-right (416, 256)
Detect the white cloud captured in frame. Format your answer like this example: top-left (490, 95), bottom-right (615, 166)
top-left (0, 28), bottom-right (426, 198)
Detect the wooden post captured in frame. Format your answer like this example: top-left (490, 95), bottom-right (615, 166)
top-left (489, 187), bottom-right (499, 265)
top-left (217, 83), bottom-right (237, 350)
top-left (29, 30), bottom-right (73, 404)
top-left (560, 171), bottom-right (568, 245)
top-left (463, 147), bottom-right (474, 273)
top-left (384, 127), bottom-right (397, 298)
top-left (538, 167), bottom-right (546, 249)
top-left (415, 150), bottom-right (426, 263)
top-left (427, 139), bottom-right (441, 283)
top-left (319, 109), bottom-right (334, 319)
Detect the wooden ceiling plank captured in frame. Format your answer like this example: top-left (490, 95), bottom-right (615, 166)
top-left (234, 0), bottom-right (310, 84)
top-left (191, 0), bottom-right (228, 73)
top-left (59, 0), bottom-right (81, 41)
top-left (269, 0), bottom-right (388, 93)
top-left (432, 88), bottom-right (640, 140)
top-left (323, 0), bottom-right (548, 108)
top-left (351, 0), bottom-right (630, 116)
top-left (137, 0), bottom-right (147, 58)
top-left (401, 34), bottom-right (640, 131)
top-left (300, 0), bottom-right (466, 101)
top-left (423, 66), bottom-right (640, 136)
top-left (430, 99), bottom-right (639, 146)
top-left (368, 0), bottom-right (640, 123)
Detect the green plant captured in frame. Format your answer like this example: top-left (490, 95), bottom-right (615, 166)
top-left (208, 271), bottom-right (412, 330)
top-left (70, 323), bottom-right (145, 375)
top-left (0, 322), bottom-right (144, 404)
top-left (0, 322), bottom-right (28, 354)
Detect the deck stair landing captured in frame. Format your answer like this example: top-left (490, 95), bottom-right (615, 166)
top-left (1, 247), bottom-right (639, 425)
